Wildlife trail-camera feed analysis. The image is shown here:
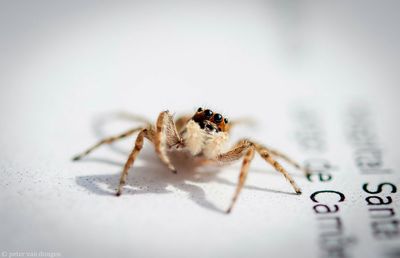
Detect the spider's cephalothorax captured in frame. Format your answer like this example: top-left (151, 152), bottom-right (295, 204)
top-left (181, 108), bottom-right (230, 159)
top-left (73, 107), bottom-right (306, 213)
top-left (192, 107), bottom-right (229, 133)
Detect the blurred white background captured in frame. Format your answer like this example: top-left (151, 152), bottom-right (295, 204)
top-left (0, 1), bottom-right (399, 258)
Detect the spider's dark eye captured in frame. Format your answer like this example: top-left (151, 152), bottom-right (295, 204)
top-left (204, 109), bottom-right (213, 118)
top-left (224, 118), bottom-right (228, 124)
top-left (197, 107), bottom-right (203, 112)
top-left (214, 113), bottom-right (223, 123)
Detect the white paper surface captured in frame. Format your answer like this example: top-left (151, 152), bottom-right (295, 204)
top-left (1, 2), bottom-right (399, 258)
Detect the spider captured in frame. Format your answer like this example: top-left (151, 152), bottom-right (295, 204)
top-left (72, 108), bottom-right (305, 213)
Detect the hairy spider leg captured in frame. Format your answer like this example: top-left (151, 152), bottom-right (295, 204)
top-left (72, 127), bottom-right (143, 161)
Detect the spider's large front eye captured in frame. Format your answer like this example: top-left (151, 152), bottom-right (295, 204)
top-left (204, 109), bottom-right (213, 118)
top-left (214, 113), bottom-right (223, 123)
top-left (197, 107), bottom-right (203, 112)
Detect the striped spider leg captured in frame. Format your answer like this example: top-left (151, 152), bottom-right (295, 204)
top-left (216, 139), bottom-right (302, 213)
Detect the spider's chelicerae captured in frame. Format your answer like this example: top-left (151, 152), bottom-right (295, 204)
top-left (73, 108), bottom-right (306, 213)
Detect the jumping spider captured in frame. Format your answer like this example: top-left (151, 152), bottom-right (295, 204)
top-left (73, 108), bottom-right (305, 213)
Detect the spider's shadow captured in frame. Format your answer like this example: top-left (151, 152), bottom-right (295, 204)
top-left (75, 112), bottom-right (297, 214)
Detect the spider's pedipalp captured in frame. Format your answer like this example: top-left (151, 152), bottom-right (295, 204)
top-left (154, 111), bottom-right (183, 173)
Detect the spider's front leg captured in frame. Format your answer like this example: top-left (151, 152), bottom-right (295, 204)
top-left (216, 140), bottom-right (256, 213)
top-left (216, 139), bottom-right (302, 213)
top-left (117, 111), bottom-right (182, 196)
top-left (116, 128), bottom-right (154, 196)
top-left (258, 144), bottom-right (310, 177)
top-left (154, 111), bottom-right (183, 173)
top-left (252, 143), bottom-right (302, 194)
